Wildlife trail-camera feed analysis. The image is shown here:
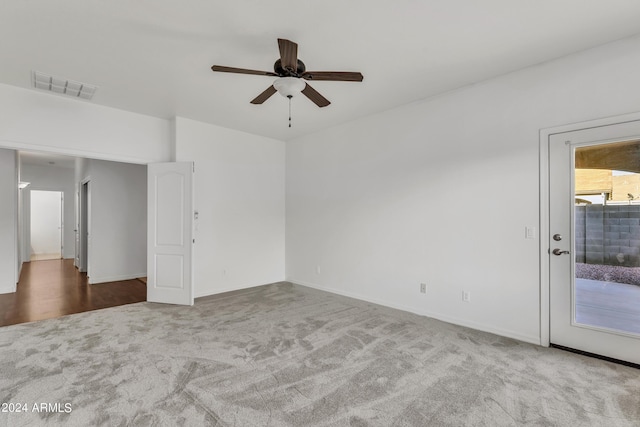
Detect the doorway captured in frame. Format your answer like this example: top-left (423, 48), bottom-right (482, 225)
top-left (546, 118), bottom-right (640, 365)
top-left (2, 150), bottom-right (151, 327)
top-left (30, 190), bottom-right (63, 261)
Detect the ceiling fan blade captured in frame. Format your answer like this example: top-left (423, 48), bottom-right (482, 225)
top-left (211, 65), bottom-right (277, 77)
top-left (250, 85), bottom-right (277, 104)
top-left (301, 71), bottom-right (364, 82)
top-left (278, 38), bottom-right (298, 73)
top-left (301, 83), bottom-right (330, 108)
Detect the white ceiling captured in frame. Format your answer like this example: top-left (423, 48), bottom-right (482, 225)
top-left (2, 1), bottom-right (640, 142)
top-left (20, 151), bottom-right (76, 169)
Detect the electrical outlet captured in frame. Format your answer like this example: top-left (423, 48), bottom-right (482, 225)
top-left (420, 283), bottom-right (427, 294)
top-left (462, 291), bottom-right (471, 302)
top-left (316, 265), bottom-right (321, 275)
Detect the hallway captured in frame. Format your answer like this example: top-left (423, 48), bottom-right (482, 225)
top-left (0, 259), bottom-right (146, 327)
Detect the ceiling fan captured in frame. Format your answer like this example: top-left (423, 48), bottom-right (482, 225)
top-left (211, 38), bottom-right (363, 109)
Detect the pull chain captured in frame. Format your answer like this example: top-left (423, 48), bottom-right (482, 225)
top-left (287, 95), bottom-right (292, 128)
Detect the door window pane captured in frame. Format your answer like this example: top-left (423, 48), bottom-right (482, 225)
top-left (574, 141), bottom-right (640, 335)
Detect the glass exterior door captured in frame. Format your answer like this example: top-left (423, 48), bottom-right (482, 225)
top-left (549, 121), bottom-right (640, 365)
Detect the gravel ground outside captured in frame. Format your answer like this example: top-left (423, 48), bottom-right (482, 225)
top-left (576, 262), bottom-right (640, 286)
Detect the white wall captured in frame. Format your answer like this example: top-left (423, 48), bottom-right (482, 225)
top-left (286, 34), bottom-right (640, 345)
top-left (0, 84), bottom-right (171, 164)
top-left (21, 164), bottom-right (75, 259)
top-left (16, 153), bottom-right (23, 272)
top-left (78, 159), bottom-right (147, 283)
top-left (0, 148), bottom-right (17, 293)
top-left (75, 157), bottom-right (89, 184)
top-left (174, 117), bottom-right (285, 297)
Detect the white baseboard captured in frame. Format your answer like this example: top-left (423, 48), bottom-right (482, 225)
top-left (195, 284), bottom-right (253, 299)
top-left (288, 277), bottom-right (541, 346)
top-left (0, 285), bottom-right (16, 295)
top-left (195, 278), bottom-right (286, 299)
top-left (89, 273), bottom-right (146, 285)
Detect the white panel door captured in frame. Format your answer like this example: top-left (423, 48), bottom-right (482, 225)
top-left (148, 162), bottom-right (194, 305)
top-left (549, 120), bottom-right (640, 365)
top-left (30, 190), bottom-right (63, 258)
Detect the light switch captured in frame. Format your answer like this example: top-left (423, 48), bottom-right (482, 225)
top-left (525, 226), bottom-right (536, 239)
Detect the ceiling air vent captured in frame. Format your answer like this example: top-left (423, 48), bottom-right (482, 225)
top-left (32, 71), bottom-right (97, 100)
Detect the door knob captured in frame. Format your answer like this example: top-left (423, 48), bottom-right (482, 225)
top-left (552, 248), bottom-right (570, 255)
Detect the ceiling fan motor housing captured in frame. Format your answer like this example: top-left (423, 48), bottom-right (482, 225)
top-left (274, 59), bottom-right (306, 76)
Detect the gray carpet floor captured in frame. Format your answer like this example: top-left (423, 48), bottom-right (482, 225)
top-left (0, 282), bottom-right (638, 426)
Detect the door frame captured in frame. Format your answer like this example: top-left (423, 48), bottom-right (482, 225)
top-left (78, 178), bottom-right (91, 276)
top-left (539, 111), bottom-right (640, 347)
top-left (5, 143), bottom-right (157, 296)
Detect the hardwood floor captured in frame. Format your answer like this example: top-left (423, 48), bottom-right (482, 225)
top-left (0, 259), bottom-right (146, 327)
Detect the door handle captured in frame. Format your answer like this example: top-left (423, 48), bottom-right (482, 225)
top-left (552, 248), bottom-right (570, 256)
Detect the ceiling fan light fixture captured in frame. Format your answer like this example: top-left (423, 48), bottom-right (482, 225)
top-left (273, 77), bottom-right (305, 98)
